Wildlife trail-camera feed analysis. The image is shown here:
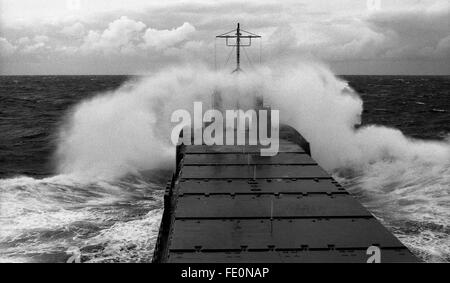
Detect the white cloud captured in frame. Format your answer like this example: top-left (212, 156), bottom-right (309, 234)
top-left (18, 35), bottom-right (50, 54)
top-left (33, 35), bottom-right (49, 43)
top-left (436, 35), bottom-right (450, 54)
top-left (0, 0), bottom-right (448, 74)
top-left (17, 37), bottom-right (31, 45)
top-left (78, 19), bottom-right (196, 55)
top-left (262, 1), bottom-right (450, 62)
top-left (61, 22), bottom-right (85, 38)
top-left (0, 37), bottom-right (17, 56)
top-left (81, 16), bottom-right (146, 54)
top-left (365, 3), bottom-right (450, 59)
top-left (22, 42), bottom-right (46, 54)
top-left (142, 22), bottom-right (195, 50)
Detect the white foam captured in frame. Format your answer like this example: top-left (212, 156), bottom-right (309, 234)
top-left (1, 62), bottom-right (448, 262)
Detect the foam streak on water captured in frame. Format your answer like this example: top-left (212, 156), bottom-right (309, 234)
top-left (336, 157), bottom-right (450, 262)
top-left (0, 175), bottom-right (165, 263)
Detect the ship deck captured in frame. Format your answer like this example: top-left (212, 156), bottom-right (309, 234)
top-left (153, 125), bottom-right (418, 263)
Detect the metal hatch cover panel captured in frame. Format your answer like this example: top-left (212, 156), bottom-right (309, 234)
top-left (180, 165), bottom-right (330, 179)
top-left (167, 249), bottom-right (417, 263)
top-left (169, 218), bottom-right (405, 250)
top-left (174, 194), bottom-right (371, 219)
top-left (182, 153), bottom-right (317, 165)
top-left (184, 143), bottom-right (305, 154)
top-left (177, 179), bottom-right (346, 194)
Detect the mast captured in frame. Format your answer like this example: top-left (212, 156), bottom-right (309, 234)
top-left (216, 23), bottom-right (261, 73)
top-left (236, 23), bottom-right (241, 72)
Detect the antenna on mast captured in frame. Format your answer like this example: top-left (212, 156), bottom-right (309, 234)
top-left (216, 23), bottom-right (261, 73)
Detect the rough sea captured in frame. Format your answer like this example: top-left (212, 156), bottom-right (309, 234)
top-left (0, 74), bottom-right (449, 262)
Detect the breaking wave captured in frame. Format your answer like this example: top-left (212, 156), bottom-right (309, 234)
top-left (259, 64), bottom-right (449, 262)
top-left (0, 63), bottom-right (448, 262)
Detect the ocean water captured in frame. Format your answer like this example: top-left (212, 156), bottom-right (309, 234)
top-left (0, 74), bottom-right (449, 262)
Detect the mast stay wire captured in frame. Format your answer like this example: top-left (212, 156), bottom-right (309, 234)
top-left (243, 46), bottom-right (255, 70)
top-left (240, 29), bottom-right (260, 37)
top-left (224, 46), bottom-right (235, 68)
top-left (216, 29), bottom-right (238, 37)
top-left (259, 38), bottom-right (262, 64)
top-left (214, 37), bottom-right (217, 71)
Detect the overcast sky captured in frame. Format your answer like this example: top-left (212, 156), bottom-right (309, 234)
top-left (0, 0), bottom-right (449, 75)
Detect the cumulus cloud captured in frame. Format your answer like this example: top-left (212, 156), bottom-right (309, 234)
top-left (142, 22), bottom-right (195, 50)
top-left (20, 35), bottom-right (50, 54)
top-left (33, 35), bottom-right (49, 43)
top-left (263, 1), bottom-right (449, 62)
top-left (0, 0), bottom-right (448, 74)
top-left (366, 3), bottom-right (450, 59)
top-left (80, 16), bottom-right (146, 54)
top-left (61, 22), bottom-right (85, 39)
top-left (0, 37), bottom-right (16, 56)
top-left (436, 35), bottom-right (450, 54)
top-left (78, 17), bottom-right (195, 55)
top-left (17, 37), bottom-right (31, 45)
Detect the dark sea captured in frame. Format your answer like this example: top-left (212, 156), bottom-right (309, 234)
top-left (0, 75), bottom-right (449, 262)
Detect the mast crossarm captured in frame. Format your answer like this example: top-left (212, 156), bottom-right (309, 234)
top-left (216, 35), bottom-right (261, 38)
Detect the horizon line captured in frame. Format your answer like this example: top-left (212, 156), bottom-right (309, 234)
top-left (1, 74), bottom-right (449, 77)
